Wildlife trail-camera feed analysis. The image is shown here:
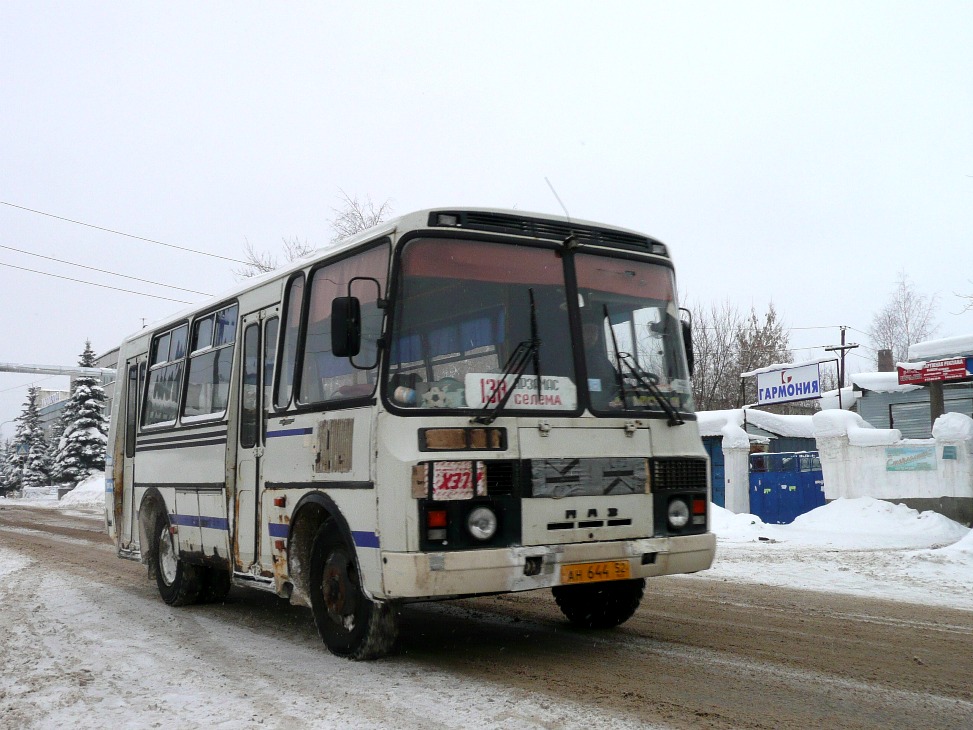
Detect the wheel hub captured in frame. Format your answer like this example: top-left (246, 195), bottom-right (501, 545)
top-left (158, 525), bottom-right (178, 586)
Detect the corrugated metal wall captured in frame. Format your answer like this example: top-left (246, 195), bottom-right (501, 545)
top-left (858, 383), bottom-right (973, 438)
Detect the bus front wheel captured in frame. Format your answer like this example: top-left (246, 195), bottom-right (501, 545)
top-left (552, 578), bottom-right (646, 629)
top-left (309, 522), bottom-right (398, 660)
top-left (153, 514), bottom-right (203, 606)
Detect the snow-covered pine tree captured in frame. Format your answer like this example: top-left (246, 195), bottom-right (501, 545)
top-left (8, 386), bottom-right (52, 490)
top-left (52, 341), bottom-right (109, 486)
top-left (0, 438), bottom-right (13, 494)
top-left (46, 418), bottom-right (66, 484)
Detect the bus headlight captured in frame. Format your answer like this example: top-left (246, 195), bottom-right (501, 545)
top-left (467, 506), bottom-right (498, 541)
top-left (667, 498), bottom-right (690, 530)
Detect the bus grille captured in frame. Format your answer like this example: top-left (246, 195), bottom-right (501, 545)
top-left (428, 211), bottom-right (663, 254)
top-left (650, 458), bottom-right (707, 491)
top-left (485, 460), bottom-right (518, 497)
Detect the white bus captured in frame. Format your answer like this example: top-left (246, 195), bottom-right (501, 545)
top-left (106, 208), bottom-right (715, 659)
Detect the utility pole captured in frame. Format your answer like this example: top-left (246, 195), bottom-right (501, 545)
top-left (825, 326), bottom-right (859, 409)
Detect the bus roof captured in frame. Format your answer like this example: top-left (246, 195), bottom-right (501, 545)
top-left (119, 207), bottom-right (663, 346)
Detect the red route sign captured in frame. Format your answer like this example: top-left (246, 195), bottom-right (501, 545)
top-left (897, 357), bottom-right (970, 385)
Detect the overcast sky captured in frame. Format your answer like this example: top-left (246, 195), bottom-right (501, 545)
top-left (2, 1), bottom-right (971, 434)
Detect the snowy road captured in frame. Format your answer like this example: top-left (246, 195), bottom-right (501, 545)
top-left (1, 505), bottom-right (972, 730)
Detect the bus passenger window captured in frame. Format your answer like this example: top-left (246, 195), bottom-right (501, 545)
top-left (184, 304), bottom-right (238, 419)
top-left (144, 323), bottom-right (188, 426)
top-left (263, 317), bottom-right (278, 414)
top-left (240, 323), bottom-right (260, 448)
top-left (125, 364), bottom-right (139, 457)
top-left (275, 276), bottom-right (304, 410)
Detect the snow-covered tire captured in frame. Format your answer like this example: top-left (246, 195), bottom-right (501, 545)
top-left (309, 521), bottom-right (398, 660)
top-left (154, 513), bottom-right (203, 606)
top-left (552, 578), bottom-right (646, 629)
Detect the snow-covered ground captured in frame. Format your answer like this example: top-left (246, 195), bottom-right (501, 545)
top-left (2, 481), bottom-right (972, 728)
top-left (703, 498), bottom-right (973, 610)
top-left (6, 475), bottom-right (973, 611)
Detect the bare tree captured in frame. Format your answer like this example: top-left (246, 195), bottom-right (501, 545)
top-left (686, 299), bottom-right (792, 411)
top-left (688, 299), bottom-right (744, 411)
top-left (956, 284), bottom-right (973, 313)
top-left (329, 190), bottom-right (393, 244)
top-left (868, 272), bottom-right (938, 364)
top-left (734, 302), bottom-right (792, 408)
top-left (234, 237), bottom-right (314, 279)
top-left (234, 191), bottom-right (392, 279)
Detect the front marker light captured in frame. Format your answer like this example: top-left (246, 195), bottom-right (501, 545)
top-left (667, 498), bottom-right (690, 530)
top-left (467, 506), bottom-right (498, 541)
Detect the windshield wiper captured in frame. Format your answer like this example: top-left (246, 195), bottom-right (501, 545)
top-left (617, 353), bottom-right (684, 426)
top-left (474, 289), bottom-right (541, 425)
top-left (602, 304), bottom-right (683, 426)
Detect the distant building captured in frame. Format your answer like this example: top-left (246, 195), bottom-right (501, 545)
top-left (27, 348), bottom-right (118, 441)
top-left (37, 389), bottom-right (71, 440)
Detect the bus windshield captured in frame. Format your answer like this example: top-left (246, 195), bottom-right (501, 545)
top-left (385, 237), bottom-right (694, 416)
top-left (575, 252), bottom-right (694, 415)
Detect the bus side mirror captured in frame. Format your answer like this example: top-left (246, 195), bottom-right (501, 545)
top-left (332, 296), bottom-right (361, 357)
top-left (680, 316), bottom-right (695, 377)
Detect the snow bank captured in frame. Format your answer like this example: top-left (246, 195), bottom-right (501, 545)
top-left (931, 412), bottom-right (973, 441)
top-left (791, 497), bottom-right (968, 542)
top-left (940, 529), bottom-right (973, 555)
top-left (712, 497), bottom-right (969, 551)
top-left (710, 503), bottom-right (764, 535)
top-left (59, 473), bottom-right (107, 510)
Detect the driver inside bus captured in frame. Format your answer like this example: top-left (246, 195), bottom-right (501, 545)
top-left (581, 314), bottom-right (622, 410)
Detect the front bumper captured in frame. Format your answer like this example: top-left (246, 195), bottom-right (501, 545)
top-left (379, 532), bottom-right (716, 600)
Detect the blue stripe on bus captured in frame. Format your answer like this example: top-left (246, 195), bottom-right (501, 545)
top-left (268, 523), bottom-right (289, 538)
top-left (266, 427), bottom-right (314, 438)
top-left (171, 514), bottom-right (230, 531)
top-left (352, 531), bottom-right (380, 549)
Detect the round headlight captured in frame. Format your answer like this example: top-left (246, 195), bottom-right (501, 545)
top-left (667, 498), bottom-right (690, 529)
top-left (467, 506), bottom-right (498, 541)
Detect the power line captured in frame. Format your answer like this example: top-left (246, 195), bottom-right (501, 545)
top-left (0, 243), bottom-right (213, 297)
top-left (0, 261), bottom-right (194, 304)
top-left (0, 200), bottom-right (249, 265)
top-left (0, 375), bottom-right (56, 394)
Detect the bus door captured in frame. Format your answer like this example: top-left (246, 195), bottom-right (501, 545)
top-left (121, 355), bottom-right (146, 550)
top-left (233, 308), bottom-right (278, 573)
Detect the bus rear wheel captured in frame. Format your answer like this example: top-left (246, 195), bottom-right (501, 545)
top-left (309, 522), bottom-right (398, 660)
top-left (552, 578), bottom-right (646, 629)
top-left (154, 514), bottom-right (203, 606)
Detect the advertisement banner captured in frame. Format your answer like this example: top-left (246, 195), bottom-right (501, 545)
top-left (756, 363), bottom-right (821, 405)
top-left (885, 446), bottom-right (936, 472)
top-left (897, 357), bottom-right (973, 385)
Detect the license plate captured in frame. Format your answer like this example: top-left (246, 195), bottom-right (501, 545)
top-left (560, 560), bottom-right (631, 585)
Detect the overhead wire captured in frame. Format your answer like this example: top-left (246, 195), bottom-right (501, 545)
top-left (0, 243), bottom-right (213, 297)
top-left (0, 261), bottom-right (194, 304)
top-left (0, 200), bottom-right (249, 265)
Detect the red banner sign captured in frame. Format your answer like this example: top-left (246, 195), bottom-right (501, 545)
top-left (897, 357), bottom-right (971, 385)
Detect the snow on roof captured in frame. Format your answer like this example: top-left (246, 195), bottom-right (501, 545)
top-left (850, 371), bottom-right (922, 393)
top-left (739, 356), bottom-right (834, 378)
top-left (697, 408), bottom-right (815, 442)
top-left (908, 334), bottom-right (973, 361)
top-left (818, 385), bottom-right (860, 410)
